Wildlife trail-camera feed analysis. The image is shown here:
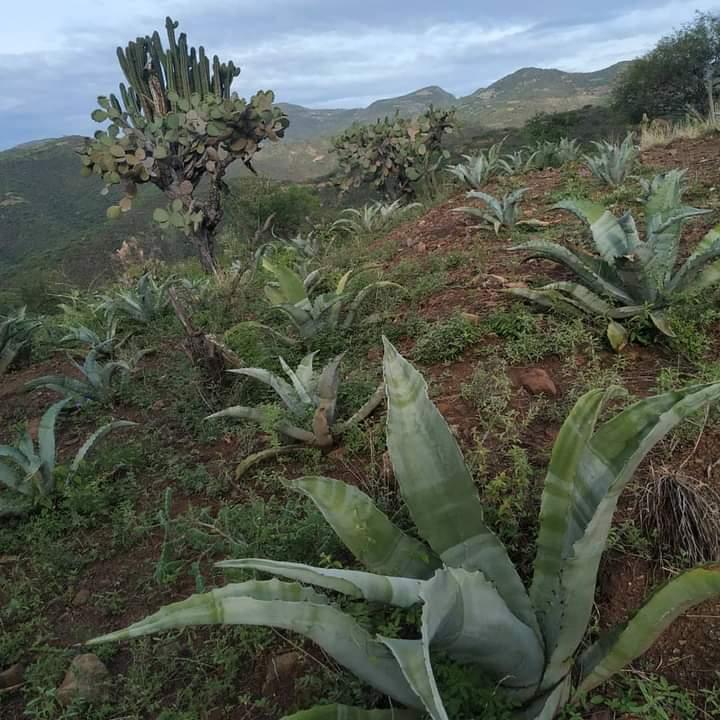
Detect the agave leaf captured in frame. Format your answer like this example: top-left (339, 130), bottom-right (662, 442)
top-left (263, 259), bottom-right (307, 304)
top-left (506, 288), bottom-right (585, 318)
top-left (649, 311), bottom-right (675, 338)
top-left (26, 377), bottom-right (95, 400)
top-left (282, 707), bottom-right (420, 720)
top-left (536, 282), bottom-right (616, 316)
top-left (206, 405), bottom-right (315, 444)
top-left (71, 420), bottom-right (137, 474)
top-left (606, 321), bottom-right (629, 352)
top-left (229, 367), bottom-right (302, 414)
top-left (465, 190), bottom-right (502, 219)
top-left (382, 338), bottom-right (540, 639)
top-left (530, 389), bottom-right (617, 643)
top-left (670, 224), bottom-right (720, 293)
top-left (317, 353), bottom-right (345, 424)
top-left (218, 559), bottom-right (422, 607)
top-left (379, 638), bottom-right (448, 720)
top-left (511, 240), bottom-right (632, 304)
top-left (83, 347), bottom-right (102, 387)
top-left (88, 579), bottom-right (422, 710)
top-left (425, 569), bottom-right (544, 689)
top-left (554, 199), bottom-right (637, 261)
top-left (293, 352), bottom-right (319, 396)
top-left (0, 446), bottom-right (33, 471)
top-left (237, 321), bottom-right (298, 346)
top-left (37, 398), bottom-right (72, 473)
top-left (541, 383), bottom-right (720, 688)
top-left (576, 565), bottom-right (720, 695)
top-left (645, 206), bottom-right (711, 284)
top-left (286, 476), bottom-right (441, 579)
top-left (515, 677), bottom-right (572, 720)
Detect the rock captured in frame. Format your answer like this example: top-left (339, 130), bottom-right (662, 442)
top-left (415, 242), bottom-right (427, 253)
top-left (262, 651), bottom-right (302, 696)
top-left (56, 654), bottom-right (111, 707)
top-left (72, 589), bottom-right (90, 607)
top-left (0, 663), bottom-right (25, 690)
top-left (515, 368), bottom-right (558, 397)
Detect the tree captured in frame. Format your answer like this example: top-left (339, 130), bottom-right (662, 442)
top-left (612, 12), bottom-right (720, 122)
top-left (80, 17), bottom-right (289, 273)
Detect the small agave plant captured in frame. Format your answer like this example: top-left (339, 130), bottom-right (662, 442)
top-left (331, 200), bottom-right (422, 236)
top-left (0, 398), bottom-right (135, 517)
top-left (585, 133), bottom-right (637, 187)
top-left (446, 142), bottom-right (504, 189)
top-left (25, 346), bottom-right (139, 404)
top-left (88, 340), bottom-right (720, 719)
top-left (207, 351), bottom-right (384, 476)
top-left (97, 273), bottom-right (173, 323)
top-left (510, 184), bottom-right (716, 350)
top-left (250, 259), bottom-right (403, 344)
top-left (452, 188), bottom-right (545, 235)
top-left (59, 317), bottom-right (129, 356)
top-left (498, 150), bottom-right (537, 176)
top-left (0, 307), bottom-right (42, 375)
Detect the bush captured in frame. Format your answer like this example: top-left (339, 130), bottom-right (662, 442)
top-left (612, 12), bottom-right (720, 121)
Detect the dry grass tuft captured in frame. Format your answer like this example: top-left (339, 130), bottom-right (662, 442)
top-left (639, 464), bottom-right (720, 565)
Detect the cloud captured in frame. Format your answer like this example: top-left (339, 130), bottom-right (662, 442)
top-left (0, 0), bottom-right (717, 148)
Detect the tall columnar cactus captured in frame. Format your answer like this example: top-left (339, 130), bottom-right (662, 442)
top-left (80, 17), bottom-right (289, 273)
top-left (332, 107), bottom-right (455, 199)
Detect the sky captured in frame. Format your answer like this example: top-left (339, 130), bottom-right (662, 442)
top-left (0, 1), bottom-right (718, 149)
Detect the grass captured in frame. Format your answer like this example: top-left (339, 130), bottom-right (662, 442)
top-left (3, 130), bottom-right (720, 720)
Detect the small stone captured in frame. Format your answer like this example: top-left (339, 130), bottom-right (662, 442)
top-left (416, 242), bottom-right (427, 253)
top-left (72, 589), bottom-right (90, 607)
top-left (56, 654), bottom-right (111, 707)
top-left (0, 663), bottom-right (25, 690)
top-left (515, 368), bottom-right (558, 397)
top-left (262, 651), bottom-right (302, 696)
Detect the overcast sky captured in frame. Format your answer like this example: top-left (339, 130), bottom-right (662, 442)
top-left (0, 1), bottom-right (717, 149)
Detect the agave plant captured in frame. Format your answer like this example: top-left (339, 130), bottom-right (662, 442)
top-left (498, 150), bottom-right (537, 176)
top-left (331, 200), bottom-right (422, 236)
top-left (509, 192), bottom-right (716, 350)
top-left (250, 259), bottom-right (403, 344)
top-left (255, 229), bottom-right (326, 265)
top-left (97, 273), bottom-right (173, 323)
top-left (584, 133), bottom-right (637, 187)
top-left (555, 137), bottom-right (582, 164)
top-left (0, 398), bottom-right (135, 517)
top-left (59, 317), bottom-right (129, 356)
top-left (0, 307), bottom-right (41, 375)
top-left (445, 142), bottom-right (504, 189)
top-left (207, 352), bottom-right (384, 476)
top-left (25, 346), bottom-right (138, 404)
top-left (89, 339), bottom-right (720, 719)
top-left (452, 188), bottom-right (544, 235)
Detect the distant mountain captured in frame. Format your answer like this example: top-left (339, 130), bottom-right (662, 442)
top-left (279, 63), bottom-right (628, 141)
top-left (280, 86), bottom-right (457, 141)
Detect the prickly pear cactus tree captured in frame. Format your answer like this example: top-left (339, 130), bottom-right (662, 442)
top-left (80, 17), bottom-right (289, 273)
top-left (332, 106), bottom-right (455, 199)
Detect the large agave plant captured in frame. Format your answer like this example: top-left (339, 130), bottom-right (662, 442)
top-left (251, 260), bottom-right (403, 344)
top-left (25, 346), bottom-right (136, 404)
top-left (207, 352), bottom-right (384, 476)
top-left (97, 273), bottom-right (173, 323)
top-left (89, 340), bottom-right (720, 719)
top-left (0, 398), bottom-right (135, 517)
top-left (331, 200), bottom-right (422, 236)
top-left (452, 188), bottom-right (543, 235)
top-left (584, 133), bottom-right (637, 187)
top-left (445, 142), bottom-right (504, 189)
top-left (0, 307), bottom-right (41, 375)
top-left (510, 189), bottom-right (716, 350)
